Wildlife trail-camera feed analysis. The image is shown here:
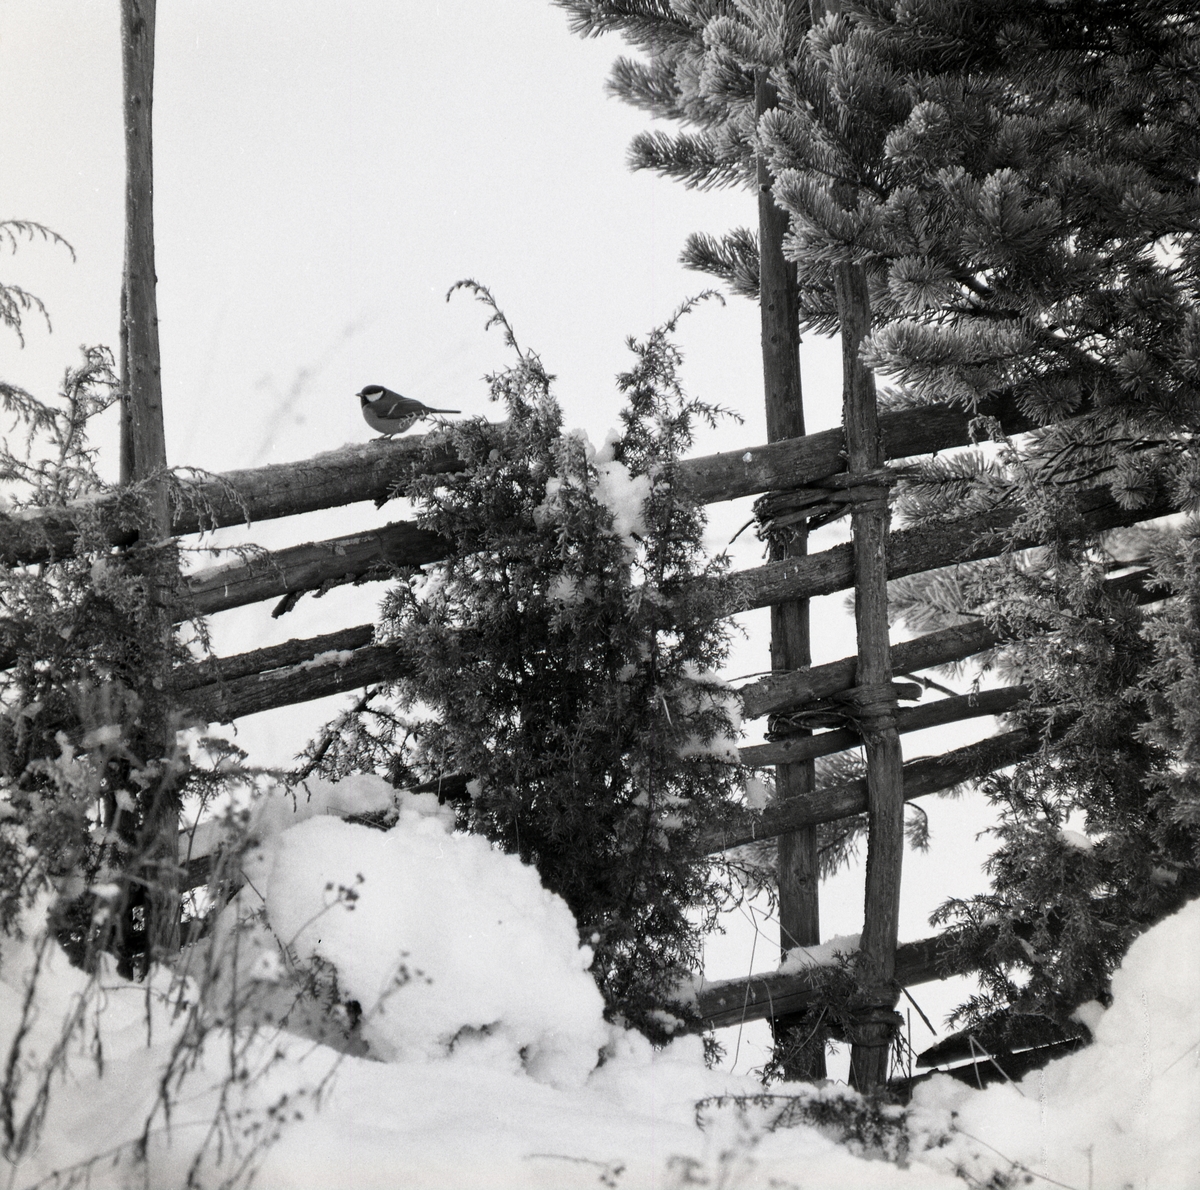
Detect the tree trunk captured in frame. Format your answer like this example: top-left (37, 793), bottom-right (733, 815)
top-left (181, 641), bottom-right (411, 725)
top-left (736, 564), bottom-right (1153, 721)
top-left (175, 624), bottom-right (376, 688)
top-left (120, 482), bottom-right (1165, 633)
top-left (836, 261), bottom-right (905, 1092)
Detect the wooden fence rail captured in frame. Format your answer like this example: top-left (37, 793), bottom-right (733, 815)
top-left (739, 684), bottom-right (1028, 769)
top-left (173, 566), bottom-right (1153, 726)
top-left (700, 726), bottom-right (1044, 854)
top-left (738, 566), bottom-right (1153, 720)
top-left (695, 930), bottom-right (967, 1029)
top-left (171, 481), bottom-right (1166, 623)
top-left (0, 392), bottom-right (1038, 569)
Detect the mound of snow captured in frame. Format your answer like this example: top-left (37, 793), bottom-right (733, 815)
top-left (4, 766), bottom-right (1196, 1190)
top-left (909, 896), bottom-right (1200, 1189)
top-left (256, 800), bottom-right (609, 1087)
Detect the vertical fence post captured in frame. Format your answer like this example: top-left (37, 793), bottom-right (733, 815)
top-left (755, 68), bottom-right (825, 1080)
top-left (835, 261), bottom-right (906, 1092)
top-left (120, 0), bottom-right (180, 968)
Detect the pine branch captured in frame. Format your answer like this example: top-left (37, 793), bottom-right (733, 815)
top-left (628, 129), bottom-right (751, 190)
top-left (680, 228), bottom-right (760, 299)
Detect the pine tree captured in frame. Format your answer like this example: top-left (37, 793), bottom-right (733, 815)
top-left (555, 0), bottom-right (1200, 1060)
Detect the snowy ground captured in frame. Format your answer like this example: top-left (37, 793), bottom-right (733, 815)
top-left (2, 774), bottom-right (1197, 1189)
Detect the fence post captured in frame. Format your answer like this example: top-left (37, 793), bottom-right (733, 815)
top-left (835, 261), bottom-right (906, 1093)
top-left (755, 69), bottom-right (825, 1080)
top-left (119, 0), bottom-right (181, 969)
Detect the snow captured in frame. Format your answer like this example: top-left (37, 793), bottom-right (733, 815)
top-left (676, 666), bottom-right (743, 762)
top-left (1058, 827), bottom-right (1094, 851)
top-left (742, 775), bottom-right (771, 810)
top-left (907, 895), bottom-right (1200, 1189)
top-left (181, 770), bottom-right (401, 862)
top-left (258, 811), bottom-right (609, 1086)
top-left (297, 648), bottom-right (356, 669)
top-left (778, 932), bottom-right (863, 975)
top-left (594, 461), bottom-right (651, 546)
top-left (3, 771), bottom-right (1198, 1188)
top-left (536, 428), bottom-right (651, 554)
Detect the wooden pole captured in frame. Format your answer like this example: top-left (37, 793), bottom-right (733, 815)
top-left (755, 68), bottom-right (825, 1080)
top-left (121, 0), bottom-right (167, 502)
top-left (835, 260), bottom-right (906, 1092)
top-left (119, 0), bottom-right (180, 968)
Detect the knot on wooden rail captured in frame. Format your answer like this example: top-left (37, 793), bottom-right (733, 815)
top-left (752, 466), bottom-right (900, 539)
top-left (840, 680), bottom-right (902, 735)
top-left (842, 1004), bottom-right (904, 1048)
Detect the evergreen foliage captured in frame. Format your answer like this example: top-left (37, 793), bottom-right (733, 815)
top-left (304, 286), bottom-right (753, 1039)
top-left (0, 231), bottom-right (220, 976)
top-left (555, 0), bottom-right (1200, 1045)
top-left (900, 538), bottom-right (1200, 1027)
top-left (0, 220), bottom-right (73, 346)
top-left (0, 348), bottom-right (206, 970)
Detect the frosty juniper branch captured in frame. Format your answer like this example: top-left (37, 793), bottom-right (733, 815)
top-left (298, 290), bottom-right (755, 1039)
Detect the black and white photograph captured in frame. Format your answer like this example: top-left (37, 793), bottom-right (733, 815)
top-left (1, 2), bottom-right (1197, 1186)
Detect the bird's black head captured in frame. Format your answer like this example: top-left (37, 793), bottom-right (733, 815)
top-left (356, 384), bottom-right (385, 405)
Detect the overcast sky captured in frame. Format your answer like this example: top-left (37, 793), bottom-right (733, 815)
top-left (2, 1), bottom-right (1003, 1069)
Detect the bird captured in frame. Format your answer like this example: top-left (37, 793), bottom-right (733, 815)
top-left (356, 385), bottom-right (460, 436)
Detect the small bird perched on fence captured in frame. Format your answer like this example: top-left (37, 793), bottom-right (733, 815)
top-left (356, 385), bottom-right (460, 436)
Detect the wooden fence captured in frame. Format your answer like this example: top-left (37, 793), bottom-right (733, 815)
top-left (2, 385), bottom-right (1166, 1081)
top-left (18, 0), bottom-right (1150, 1093)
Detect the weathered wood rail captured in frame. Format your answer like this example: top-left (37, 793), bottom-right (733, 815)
top-left (0, 391), bottom-right (1037, 568)
top-left (166, 479), bottom-right (1165, 621)
top-left (696, 930), bottom-right (964, 1029)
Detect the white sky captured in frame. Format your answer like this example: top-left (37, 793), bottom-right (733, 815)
top-left (1, 0), bottom-right (1003, 1072)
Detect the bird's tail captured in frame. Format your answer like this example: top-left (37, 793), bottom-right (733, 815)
top-left (428, 408), bottom-right (461, 414)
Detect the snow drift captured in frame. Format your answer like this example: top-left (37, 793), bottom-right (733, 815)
top-left (0, 772), bottom-right (1196, 1188)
